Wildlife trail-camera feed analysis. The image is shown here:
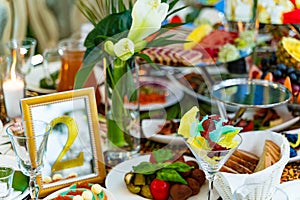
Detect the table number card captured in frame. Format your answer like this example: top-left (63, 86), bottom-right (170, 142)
top-left (21, 87), bottom-right (106, 197)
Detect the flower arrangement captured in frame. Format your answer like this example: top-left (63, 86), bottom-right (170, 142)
top-left (74, 0), bottom-right (186, 159)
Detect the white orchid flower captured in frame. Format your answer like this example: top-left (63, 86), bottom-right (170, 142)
top-left (128, 0), bottom-right (169, 42)
top-left (113, 38), bottom-right (135, 61)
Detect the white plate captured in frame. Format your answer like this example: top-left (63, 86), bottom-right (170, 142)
top-left (26, 62), bottom-right (104, 94)
top-left (44, 186), bottom-right (116, 200)
top-left (142, 119), bottom-right (185, 145)
top-left (279, 180), bottom-right (300, 200)
top-left (105, 155), bottom-right (216, 200)
top-left (283, 128), bottom-right (300, 163)
top-left (25, 61), bottom-right (61, 94)
top-left (127, 76), bottom-right (184, 111)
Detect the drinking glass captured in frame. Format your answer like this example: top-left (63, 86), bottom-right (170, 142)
top-left (0, 166), bottom-right (15, 199)
top-left (185, 134), bottom-right (242, 200)
top-left (6, 38), bottom-right (37, 76)
top-left (6, 120), bottom-right (51, 200)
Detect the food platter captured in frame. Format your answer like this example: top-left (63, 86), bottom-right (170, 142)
top-left (142, 119), bottom-right (184, 145)
top-left (25, 62), bottom-right (61, 94)
top-left (126, 76), bottom-right (184, 111)
top-left (44, 186), bottom-right (116, 200)
top-left (105, 155), bottom-right (218, 200)
top-left (26, 62), bottom-right (104, 94)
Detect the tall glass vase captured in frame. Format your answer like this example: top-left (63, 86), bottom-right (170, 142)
top-left (104, 57), bottom-right (141, 166)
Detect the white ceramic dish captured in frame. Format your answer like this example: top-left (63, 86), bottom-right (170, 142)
top-left (142, 119), bottom-right (184, 145)
top-left (283, 128), bottom-right (300, 163)
top-left (279, 180), bottom-right (300, 200)
top-left (25, 61), bottom-right (61, 94)
top-left (127, 76), bottom-right (184, 111)
top-left (141, 114), bottom-right (299, 146)
top-left (26, 62), bottom-right (104, 94)
top-left (44, 186), bottom-right (115, 200)
top-left (105, 154), bottom-right (218, 200)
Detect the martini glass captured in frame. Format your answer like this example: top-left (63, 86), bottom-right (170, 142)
top-left (6, 120), bottom-right (51, 200)
top-left (185, 134), bottom-right (242, 200)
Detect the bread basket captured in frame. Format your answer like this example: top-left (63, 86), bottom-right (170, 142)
top-left (214, 131), bottom-right (290, 200)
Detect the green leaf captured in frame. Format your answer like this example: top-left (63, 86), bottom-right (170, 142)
top-left (147, 35), bottom-right (186, 48)
top-left (152, 149), bottom-right (174, 163)
top-left (74, 48), bottom-right (106, 89)
top-left (168, 0), bottom-right (180, 11)
top-left (156, 169), bottom-right (187, 184)
top-left (133, 162), bottom-right (165, 175)
top-left (165, 162), bottom-right (194, 172)
top-left (84, 10), bottom-right (132, 50)
top-left (166, 5), bottom-right (188, 19)
top-left (135, 53), bottom-right (158, 69)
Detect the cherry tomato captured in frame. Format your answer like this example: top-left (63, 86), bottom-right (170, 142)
top-left (150, 179), bottom-right (170, 200)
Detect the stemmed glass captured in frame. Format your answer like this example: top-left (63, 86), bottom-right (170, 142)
top-left (6, 38), bottom-right (37, 76)
top-left (6, 120), bottom-right (51, 200)
top-left (185, 134), bottom-right (242, 200)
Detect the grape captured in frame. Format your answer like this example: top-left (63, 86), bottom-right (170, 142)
top-left (289, 72), bottom-right (298, 84)
top-left (272, 69), bottom-right (282, 80)
top-left (260, 58), bottom-right (269, 70)
top-left (276, 63), bottom-right (287, 75)
top-left (292, 84), bottom-right (300, 94)
top-left (287, 67), bottom-right (296, 75)
top-left (269, 52), bottom-right (277, 65)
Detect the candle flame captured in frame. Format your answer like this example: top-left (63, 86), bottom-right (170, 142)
top-left (10, 49), bottom-right (17, 81)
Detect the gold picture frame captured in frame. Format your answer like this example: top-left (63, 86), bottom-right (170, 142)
top-left (21, 87), bottom-right (106, 197)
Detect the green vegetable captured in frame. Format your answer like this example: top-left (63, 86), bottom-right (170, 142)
top-left (133, 162), bottom-right (165, 175)
top-left (156, 169), bottom-right (187, 184)
top-left (152, 149), bottom-right (174, 163)
top-left (132, 160), bottom-right (193, 184)
top-left (134, 173), bottom-right (146, 185)
top-left (126, 183), bottom-right (141, 194)
top-left (39, 70), bottom-right (59, 89)
top-left (12, 171), bottom-right (29, 192)
top-left (141, 185), bottom-right (153, 199)
top-left (164, 162), bottom-right (194, 173)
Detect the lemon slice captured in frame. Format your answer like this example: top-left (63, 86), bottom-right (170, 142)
top-left (178, 106), bottom-right (199, 138)
top-left (184, 24), bottom-right (213, 50)
top-left (282, 37), bottom-right (300, 62)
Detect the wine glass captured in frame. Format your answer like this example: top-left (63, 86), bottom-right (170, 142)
top-left (6, 38), bottom-right (37, 76)
top-left (185, 134), bottom-right (242, 200)
top-left (6, 120), bottom-right (51, 200)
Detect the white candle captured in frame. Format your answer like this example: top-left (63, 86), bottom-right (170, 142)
top-left (3, 78), bottom-right (25, 118)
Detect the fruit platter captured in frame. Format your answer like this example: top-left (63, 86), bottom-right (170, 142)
top-left (249, 36), bottom-right (300, 110)
top-left (140, 22), bottom-right (255, 67)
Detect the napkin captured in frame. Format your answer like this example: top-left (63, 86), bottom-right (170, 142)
top-left (214, 131), bottom-right (290, 200)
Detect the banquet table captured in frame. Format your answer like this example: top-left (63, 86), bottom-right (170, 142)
top-left (1, 66), bottom-right (300, 200)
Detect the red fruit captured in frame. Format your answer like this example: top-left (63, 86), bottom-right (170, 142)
top-left (150, 179), bottom-right (170, 200)
top-left (170, 15), bottom-right (182, 23)
top-left (242, 120), bottom-right (254, 132)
